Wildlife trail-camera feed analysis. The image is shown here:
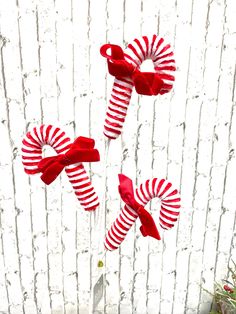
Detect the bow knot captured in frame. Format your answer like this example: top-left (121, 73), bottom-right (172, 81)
top-left (136, 206), bottom-right (143, 215)
top-left (118, 174), bottom-right (161, 240)
top-left (57, 154), bottom-right (72, 166)
top-left (100, 44), bottom-right (164, 96)
top-left (38, 137), bottom-right (100, 185)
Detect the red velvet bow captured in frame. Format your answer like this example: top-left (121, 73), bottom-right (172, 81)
top-left (100, 44), bottom-right (164, 96)
top-left (38, 137), bottom-right (100, 185)
top-left (118, 174), bottom-right (161, 240)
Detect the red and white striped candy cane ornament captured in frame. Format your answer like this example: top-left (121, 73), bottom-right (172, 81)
top-left (21, 124), bottom-right (100, 211)
top-left (104, 174), bottom-right (181, 251)
top-left (100, 34), bottom-right (176, 139)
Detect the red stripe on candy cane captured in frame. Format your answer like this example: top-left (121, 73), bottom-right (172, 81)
top-left (21, 124), bottom-right (100, 211)
top-left (101, 35), bottom-right (176, 139)
top-left (104, 177), bottom-right (181, 251)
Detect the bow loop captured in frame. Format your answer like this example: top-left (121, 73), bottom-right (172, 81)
top-left (72, 136), bottom-right (95, 149)
top-left (59, 153), bottom-right (72, 166)
top-left (100, 44), bottom-right (134, 77)
top-left (100, 44), bottom-right (125, 60)
top-left (118, 174), bottom-right (140, 209)
top-left (38, 137), bottom-right (100, 185)
top-left (118, 189), bottom-right (134, 208)
top-left (100, 43), bottom-right (164, 96)
top-left (118, 174), bottom-right (161, 240)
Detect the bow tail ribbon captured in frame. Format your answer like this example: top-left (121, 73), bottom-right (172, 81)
top-left (118, 174), bottom-right (161, 240)
top-left (38, 156), bottom-right (66, 185)
top-left (137, 206), bottom-right (161, 240)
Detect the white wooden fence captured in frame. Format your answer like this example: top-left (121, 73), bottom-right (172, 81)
top-left (0, 0), bottom-right (235, 313)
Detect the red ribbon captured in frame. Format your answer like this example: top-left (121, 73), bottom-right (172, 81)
top-left (118, 174), bottom-right (161, 240)
top-left (38, 137), bottom-right (100, 185)
top-left (100, 44), bottom-right (164, 96)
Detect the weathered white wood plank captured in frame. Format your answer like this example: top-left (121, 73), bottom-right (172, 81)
top-left (36, 1), bottom-right (64, 312)
top-left (119, 1), bottom-right (144, 313)
top-left (173, 0), bottom-right (209, 312)
top-left (159, 0), bottom-right (194, 313)
top-left (46, 170), bottom-right (64, 313)
top-left (16, 16), bottom-right (44, 278)
top-left (72, 0), bottom-right (91, 138)
top-left (15, 1), bottom-right (48, 313)
top-left (37, 0), bottom-right (58, 125)
top-left (0, 40), bottom-right (14, 314)
top-left (133, 113), bottom-right (152, 314)
top-left (71, 1), bottom-right (93, 312)
top-left (0, 237), bottom-right (8, 313)
top-left (104, 154), bottom-right (121, 314)
top-left (140, 0), bottom-right (160, 36)
top-left (0, 1), bottom-right (37, 313)
top-left (212, 0), bottom-right (236, 294)
top-left (88, 0), bottom-right (108, 311)
top-left (140, 14), bottom-right (161, 305)
top-left (186, 1), bottom-right (227, 313)
top-left (199, 31), bottom-right (236, 313)
top-left (152, 1), bottom-right (180, 313)
top-left (53, 1), bottom-right (78, 313)
top-left (16, 0), bottom-right (42, 127)
top-left (102, 1), bottom-right (127, 313)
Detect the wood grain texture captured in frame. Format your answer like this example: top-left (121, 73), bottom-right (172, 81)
top-left (0, 0), bottom-right (235, 313)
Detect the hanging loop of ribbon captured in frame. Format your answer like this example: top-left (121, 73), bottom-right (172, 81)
top-left (38, 136), bottom-right (100, 185)
top-left (100, 44), bottom-right (164, 96)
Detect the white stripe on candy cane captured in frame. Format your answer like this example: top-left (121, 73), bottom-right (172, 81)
top-left (21, 124), bottom-right (99, 211)
top-left (104, 178), bottom-right (181, 251)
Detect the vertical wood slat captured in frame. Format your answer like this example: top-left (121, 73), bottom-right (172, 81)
top-left (104, 2), bottom-right (124, 314)
top-left (0, 64), bottom-right (9, 308)
top-left (159, 0), bottom-right (193, 313)
top-left (0, 0), bottom-right (235, 313)
top-left (120, 1), bottom-right (142, 313)
top-left (0, 35), bottom-right (19, 314)
top-left (88, 0), bottom-right (108, 312)
top-left (213, 0), bottom-right (236, 301)
top-left (15, 0), bottom-right (52, 312)
top-left (199, 30), bottom-right (236, 313)
top-left (0, 1), bottom-right (36, 314)
top-left (173, 0), bottom-right (209, 311)
top-left (186, 1), bottom-right (228, 313)
top-left (153, 1), bottom-right (179, 314)
top-left (71, 1), bottom-right (92, 312)
top-left (138, 2), bottom-right (163, 314)
top-left (36, 1), bottom-right (64, 313)
top-left (54, 1), bottom-right (77, 314)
